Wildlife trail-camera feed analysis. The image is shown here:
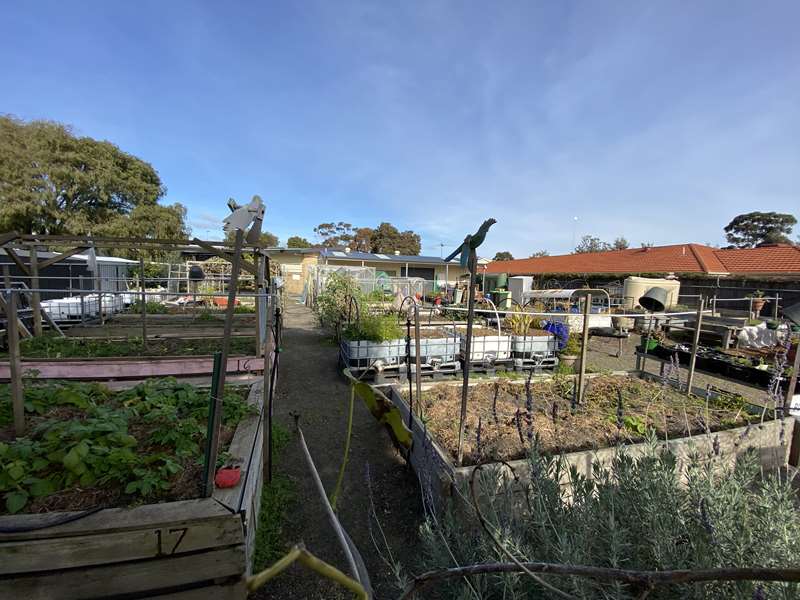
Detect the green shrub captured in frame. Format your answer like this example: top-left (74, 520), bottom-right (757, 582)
top-left (399, 442), bottom-right (800, 599)
top-left (342, 314), bottom-right (403, 342)
top-left (314, 272), bottom-right (363, 329)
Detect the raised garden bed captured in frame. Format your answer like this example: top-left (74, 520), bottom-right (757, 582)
top-left (446, 325), bottom-right (512, 361)
top-left (387, 372), bottom-right (791, 505)
top-left (0, 336), bottom-right (263, 381)
top-left (0, 379), bottom-right (267, 598)
top-left (339, 327), bottom-right (459, 370)
top-left (643, 342), bottom-right (788, 389)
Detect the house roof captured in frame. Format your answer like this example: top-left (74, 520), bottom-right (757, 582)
top-left (319, 248), bottom-right (490, 266)
top-left (485, 244), bottom-right (800, 277)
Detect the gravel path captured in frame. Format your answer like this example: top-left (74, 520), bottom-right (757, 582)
top-left (254, 299), bottom-right (421, 600)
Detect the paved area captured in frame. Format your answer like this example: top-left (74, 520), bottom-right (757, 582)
top-left (585, 334), bottom-right (775, 404)
top-left (254, 300), bottom-right (421, 600)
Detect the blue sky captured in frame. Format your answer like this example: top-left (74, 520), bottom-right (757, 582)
top-left (2, 1), bottom-right (798, 258)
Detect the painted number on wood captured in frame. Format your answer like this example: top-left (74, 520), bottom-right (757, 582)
top-left (154, 527), bottom-right (188, 556)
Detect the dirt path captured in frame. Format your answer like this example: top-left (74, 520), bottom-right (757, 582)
top-left (254, 300), bottom-right (422, 600)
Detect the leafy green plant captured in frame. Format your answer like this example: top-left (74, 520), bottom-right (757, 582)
top-left (560, 333), bottom-right (582, 355)
top-left (128, 300), bottom-right (169, 314)
top-left (342, 314), bottom-right (403, 342)
top-left (0, 379), bottom-right (252, 514)
top-left (504, 306), bottom-right (540, 335)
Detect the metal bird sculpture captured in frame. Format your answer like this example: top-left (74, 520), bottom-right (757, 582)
top-left (445, 218), bottom-right (497, 270)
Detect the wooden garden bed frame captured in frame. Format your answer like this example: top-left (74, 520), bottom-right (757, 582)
top-left (384, 371), bottom-right (796, 508)
top-left (0, 381), bottom-right (266, 599)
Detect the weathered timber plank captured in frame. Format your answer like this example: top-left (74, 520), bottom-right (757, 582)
top-left (0, 545), bottom-right (246, 600)
top-left (0, 512), bottom-right (242, 574)
top-left (0, 498), bottom-right (231, 541)
top-left (214, 381), bottom-right (264, 512)
top-left (148, 578), bottom-right (246, 600)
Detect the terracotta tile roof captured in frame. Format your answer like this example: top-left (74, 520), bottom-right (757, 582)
top-left (714, 244), bottom-right (800, 273)
top-left (486, 243), bottom-right (800, 276)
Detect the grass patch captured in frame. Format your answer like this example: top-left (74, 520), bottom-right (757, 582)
top-left (252, 423), bottom-right (295, 572)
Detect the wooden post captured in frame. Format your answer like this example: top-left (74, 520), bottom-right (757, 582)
top-left (139, 256), bottom-right (147, 348)
top-left (5, 289), bottom-right (25, 436)
top-left (456, 250), bottom-right (477, 466)
top-left (204, 228), bottom-right (245, 496)
top-left (577, 293), bottom-right (592, 404)
top-left (686, 298), bottom-right (705, 395)
top-left (29, 246), bottom-right (42, 336)
top-left (786, 336), bottom-right (800, 412)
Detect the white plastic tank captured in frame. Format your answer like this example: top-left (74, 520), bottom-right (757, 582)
top-left (623, 276), bottom-right (681, 309)
top-left (508, 276), bottom-right (533, 306)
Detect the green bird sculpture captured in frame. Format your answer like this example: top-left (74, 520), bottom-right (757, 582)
top-left (445, 218), bottom-right (497, 269)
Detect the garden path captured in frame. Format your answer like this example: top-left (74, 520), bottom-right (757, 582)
top-left (254, 299), bottom-right (421, 600)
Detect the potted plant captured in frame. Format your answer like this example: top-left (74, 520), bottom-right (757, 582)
top-left (558, 333), bottom-right (582, 370)
top-left (750, 290), bottom-right (766, 317)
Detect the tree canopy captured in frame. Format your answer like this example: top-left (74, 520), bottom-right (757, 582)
top-left (286, 235), bottom-right (312, 248)
top-left (0, 115), bottom-right (185, 238)
top-left (724, 212), bottom-right (797, 248)
top-left (224, 229), bottom-right (278, 248)
top-left (493, 251), bottom-right (514, 261)
top-left (313, 221), bottom-right (421, 255)
top-left (574, 235), bottom-right (629, 253)
top-left (529, 250), bottom-right (550, 258)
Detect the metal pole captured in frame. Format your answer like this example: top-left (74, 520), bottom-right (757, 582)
top-left (686, 298), bottom-right (705, 396)
top-left (79, 275), bottom-right (85, 323)
top-left (577, 293), bottom-right (592, 404)
top-left (139, 256), bottom-right (147, 348)
top-left (29, 246), bottom-right (42, 336)
top-left (456, 250), bottom-right (477, 466)
top-left (414, 303), bottom-right (422, 414)
top-left (256, 253), bottom-right (266, 357)
top-left (712, 294), bottom-right (717, 317)
top-left (204, 228), bottom-right (245, 495)
top-left (774, 294), bottom-right (780, 320)
top-left (263, 292), bottom-right (273, 480)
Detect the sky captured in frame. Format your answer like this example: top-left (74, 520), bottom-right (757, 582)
top-left (2, 1), bottom-right (799, 258)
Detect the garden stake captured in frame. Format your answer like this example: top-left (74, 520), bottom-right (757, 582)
top-left (204, 227), bottom-right (245, 495)
top-left (445, 218), bottom-right (496, 466)
top-left (413, 303), bottom-right (422, 417)
top-left (405, 316), bottom-right (413, 430)
top-left (267, 305), bottom-right (282, 482)
top-left (202, 351), bottom-right (223, 497)
top-left (686, 298), bottom-right (705, 395)
top-left (577, 293), bottom-right (591, 404)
